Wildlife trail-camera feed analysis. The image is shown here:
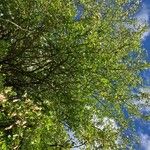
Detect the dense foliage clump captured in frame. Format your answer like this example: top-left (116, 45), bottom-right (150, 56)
top-left (0, 0), bottom-right (148, 149)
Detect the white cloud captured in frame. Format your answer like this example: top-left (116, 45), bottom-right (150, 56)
top-left (137, 5), bottom-right (149, 24)
top-left (136, 4), bottom-right (150, 40)
top-left (124, 4), bottom-right (150, 40)
top-left (132, 87), bottom-right (150, 112)
top-left (92, 115), bottom-right (118, 131)
top-left (140, 133), bottom-right (150, 150)
top-left (142, 29), bottom-right (150, 40)
top-left (140, 87), bottom-right (150, 94)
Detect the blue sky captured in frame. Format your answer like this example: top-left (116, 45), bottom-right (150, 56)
top-left (135, 0), bottom-right (150, 150)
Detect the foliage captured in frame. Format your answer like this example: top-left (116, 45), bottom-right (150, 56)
top-left (0, 0), bottom-right (148, 149)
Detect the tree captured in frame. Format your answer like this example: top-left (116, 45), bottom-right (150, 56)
top-left (0, 0), bottom-right (148, 149)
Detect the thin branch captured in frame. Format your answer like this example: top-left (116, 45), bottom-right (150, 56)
top-left (0, 18), bottom-right (30, 32)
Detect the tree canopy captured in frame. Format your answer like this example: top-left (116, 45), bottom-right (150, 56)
top-left (0, 0), bottom-right (149, 149)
